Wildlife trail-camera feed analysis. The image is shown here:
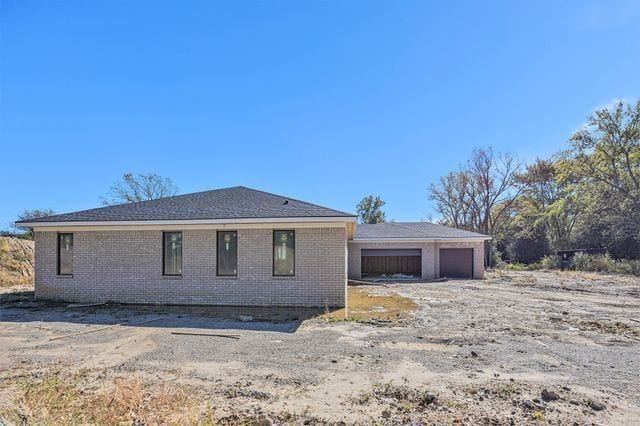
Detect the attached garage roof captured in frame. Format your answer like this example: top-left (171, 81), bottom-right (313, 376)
top-left (354, 222), bottom-right (490, 241)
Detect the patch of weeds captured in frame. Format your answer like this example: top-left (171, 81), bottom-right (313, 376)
top-left (498, 383), bottom-right (516, 394)
top-left (369, 382), bottom-right (438, 413)
top-left (17, 369), bottom-right (82, 420)
top-left (397, 401), bottom-right (415, 412)
top-left (442, 399), bottom-right (465, 409)
top-left (3, 371), bottom-right (207, 425)
top-left (580, 320), bottom-right (638, 336)
top-left (224, 386), bottom-right (271, 400)
top-left (532, 410), bottom-right (546, 421)
top-left (352, 392), bottom-right (371, 405)
top-left (76, 367), bottom-right (92, 378)
top-left (277, 410), bottom-right (295, 422)
top-left (501, 263), bottom-right (528, 271)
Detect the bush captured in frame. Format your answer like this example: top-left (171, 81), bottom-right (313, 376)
top-left (497, 252), bottom-right (640, 276)
top-left (570, 253), bottom-right (640, 276)
top-left (610, 259), bottom-right (640, 275)
top-left (501, 262), bottom-right (541, 271)
top-left (571, 253), bottom-right (612, 272)
top-left (490, 245), bottom-right (504, 268)
top-left (502, 263), bottom-right (526, 271)
top-left (540, 255), bottom-right (560, 270)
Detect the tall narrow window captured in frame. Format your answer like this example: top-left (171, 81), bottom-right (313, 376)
top-left (273, 230), bottom-right (295, 276)
top-left (57, 233), bottom-right (74, 275)
top-left (163, 232), bottom-right (182, 276)
top-left (217, 231), bottom-right (237, 276)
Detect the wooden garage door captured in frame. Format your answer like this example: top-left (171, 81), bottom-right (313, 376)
top-left (439, 248), bottom-right (473, 278)
top-left (361, 249), bottom-right (421, 277)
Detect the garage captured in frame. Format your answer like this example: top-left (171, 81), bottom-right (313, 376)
top-left (439, 248), bottom-right (474, 278)
top-left (348, 222), bottom-right (489, 280)
top-left (361, 248), bottom-right (421, 278)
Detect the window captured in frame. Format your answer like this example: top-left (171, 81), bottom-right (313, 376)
top-left (273, 230), bottom-right (295, 276)
top-left (163, 232), bottom-right (182, 276)
top-left (57, 233), bottom-right (74, 275)
top-left (217, 231), bottom-right (237, 276)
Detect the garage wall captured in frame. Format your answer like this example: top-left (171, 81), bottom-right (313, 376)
top-left (435, 241), bottom-right (485, 279)
top-left (348, 240), bottom-right (485, 280)
top-left (348, 241), bottom-right (436, 279)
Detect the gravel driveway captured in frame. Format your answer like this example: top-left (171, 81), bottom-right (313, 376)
top-left (1, 270), bottom-right (639, 424)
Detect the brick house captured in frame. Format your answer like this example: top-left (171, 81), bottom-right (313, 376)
top-left (17, 186), bottom-right (489, 308)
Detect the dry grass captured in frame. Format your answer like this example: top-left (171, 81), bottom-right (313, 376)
top-left (0, 237), bottom-right (34, 288)
top-left (1, 370), bottom-right (215, 425)
top-left (322, 286), bottom-right (417, 322)
top-left (0, 370), bottom-right (325, 425)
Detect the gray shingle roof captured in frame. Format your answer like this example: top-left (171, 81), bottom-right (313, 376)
top-left (17, 186), bottom-right (355, 223)
top-left (354, 222), bottom-right (489, 240)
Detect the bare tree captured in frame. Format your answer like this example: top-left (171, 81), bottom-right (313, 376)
top-left (14, 209), bottom-right (56, 239)
top-left (465, 147), bottom-right (522, 237)
top-left (101, 173), bottom-right (179, 205)
top-left (429, 147), bottom-right (522, 264)
top-left (428, 171), bottom-right (473, 229)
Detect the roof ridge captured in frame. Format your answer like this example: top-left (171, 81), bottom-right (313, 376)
top-left (236, 186), bottom-right (355, 217)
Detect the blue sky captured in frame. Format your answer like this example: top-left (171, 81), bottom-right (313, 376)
top-left (1, 0), bottom-right (639, 229)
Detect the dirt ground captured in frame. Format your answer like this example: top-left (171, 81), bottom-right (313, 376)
top-left (1, 270), bottom-right (639, 424)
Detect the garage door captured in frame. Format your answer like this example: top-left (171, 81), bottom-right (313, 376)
top-left (439, 248), bottom-right (473, 278)
top-left (361, 249), bottom-right (421, 278)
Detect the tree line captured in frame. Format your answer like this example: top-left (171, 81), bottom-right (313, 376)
top-left (428, 100), bottom-right (640, 263)
top-left (355, 100), bottom-right (639, 264)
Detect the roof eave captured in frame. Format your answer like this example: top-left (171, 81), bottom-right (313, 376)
top-left (350, 236), bottom-right (491, 242)
top-left (17, 216), bottom-right (357, 228)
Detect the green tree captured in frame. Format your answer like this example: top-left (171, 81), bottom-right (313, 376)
top-left (515, 159), bottom-right (580, 251)
top-left (356, 195), bottom-right (386, 224)
top-left (559, 100), bottom-right (640, 209)
top-left (558, 100), bottom-right (640, 258)
top-left (101, 173), bottom-right (179, 205)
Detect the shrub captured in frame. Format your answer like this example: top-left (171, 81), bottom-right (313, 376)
top-left (571, 253), bottom-right (613, 272)
top-left (540, 255), bottom-right (559, 270)
top-left (610, 259), bottom-right (640, 275)
top-left (503, 263), bottom-right (526, 271)
top-left (490, 245), bottom-right (504, 268)
top-left (571, 252), bottom-right (592, 271)
top-left (569, 253), bottom-right (640, 276)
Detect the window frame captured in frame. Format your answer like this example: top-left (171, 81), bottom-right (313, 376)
top-left (216, 230), bottom-right (238, 277)
top-left (162, 231), bottom-right (183, 276)
top-left (272, 230), bottom-right (295, 277)
top-left (57, 232), bottom-right (74, 276)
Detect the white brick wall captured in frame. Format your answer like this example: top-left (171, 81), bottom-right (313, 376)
top-left (35, 227), bottom-right (347, 307)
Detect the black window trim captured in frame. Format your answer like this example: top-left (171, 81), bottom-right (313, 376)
top-left (162, 231), bottom-right (183, 276)
top-left (273, 229), bottom-right (295, 277)
top-left (57, 232), bottom-right (74, 276)
top-left (216, 230), bottom-right (238, 277)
